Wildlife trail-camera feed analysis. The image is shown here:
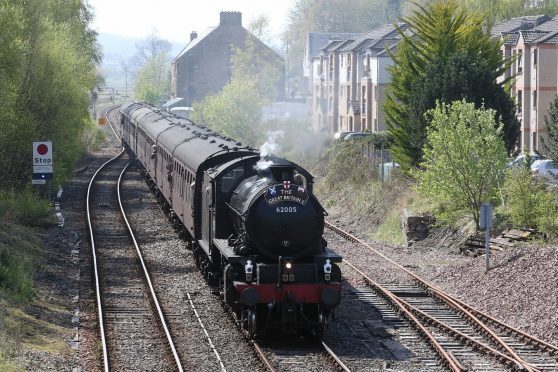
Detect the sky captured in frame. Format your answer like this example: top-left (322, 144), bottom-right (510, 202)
top-left (88, 0), bottom-right (296, 44)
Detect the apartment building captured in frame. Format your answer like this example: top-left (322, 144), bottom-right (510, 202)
top-left (493, 15), bottom-right (558, 153)
top-left (309, 24), bottom-right (406, 134)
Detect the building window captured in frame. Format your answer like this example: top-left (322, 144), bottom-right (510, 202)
top-left (374, 85), bottom-right (378, 101)
top-left (347, 54), bottom-right (351, 81)
top-left (517, 90), bottom-right (522, 113)
top-left (517, 49), bottom-right (523, 74)
top-left (533, 90), bottom-right (537, 110)
top-left (533, 132), bottom-right (538, 150)
top-left (533, 48), bottom-right (537, 69)
top-left (346, 86), bottom-right (350, 100)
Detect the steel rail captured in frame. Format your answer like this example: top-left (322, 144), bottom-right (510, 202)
top-left (86, 149), bottom-right (125, 372)
top-left (321, 341), bottom-right (352, 372)
top-left (343, 260), bottom-right (465, 372)
top-left (117, 162), bottom-right (184, 371)
top-left (447, 296), bottom-right (558, 357)
top-left (325, 221), bottom-right (545, 371)
top-left (252, 341), bottom-right (277, 372)
top-left (347, 259), bottom-right (527, 370)
top-left (86, 105), bottom-right (124, 372)
top-left (186, 292), bottom-right (227, 371)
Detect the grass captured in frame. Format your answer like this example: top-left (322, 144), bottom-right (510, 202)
top-left (0, 223), bottom-right (41, 302)
top-left (3, 307), bottom-right (71, 353)
top-left (314, 140), bottom-right (436, 245)
top-left (372, 209), bottom-right (406, 245)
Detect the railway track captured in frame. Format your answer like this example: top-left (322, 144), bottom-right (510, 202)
top-left (86, 108), bottom-right (182, 371)
top-left (251, 338), bottom-right (351, 372)
top-left (326, 221), bottom-right (558, 371)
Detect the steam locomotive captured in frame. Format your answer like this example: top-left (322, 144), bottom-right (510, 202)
top-left (119, 102), bottom-right (341, 337)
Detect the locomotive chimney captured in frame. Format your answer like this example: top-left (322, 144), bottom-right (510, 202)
top-left (190, 31), bottom-right (198, 42)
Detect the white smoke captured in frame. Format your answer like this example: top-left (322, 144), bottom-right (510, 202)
top-left (256, 130), bottom-right (284, 171)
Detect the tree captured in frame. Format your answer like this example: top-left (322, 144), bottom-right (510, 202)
top-left (503, 166), bottom-right (558, 234)
top-left (133, 34), bottom-right (171, 104)
top-left (384, 0), bottom-right (516, 171)
top-left (230, 34), bottom-right (282, 102)
top-left (248, 15), bottom-right (271, 45)
top-left (416, 100), bottom-right (508, 228)
top-left (458, 0), bottom-right (558, 27)
top-left (0, 0), bottom-right (101, 190)
top-left (191, 79), bottom-right (263, 146)
top-left (540, 95), bottom-right (558, 159)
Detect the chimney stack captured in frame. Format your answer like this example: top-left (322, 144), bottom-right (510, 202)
top-left (219, 11), bottom-right (242, 27)
top-left (190, 31), bottom-right (198, 42)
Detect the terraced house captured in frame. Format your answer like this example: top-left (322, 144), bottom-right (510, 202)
top-left (311, 15), bottom-right (558, 145)
top-left (309, 24), bottom-right (407, 134)
top-left (493, 15), bottom-right (558, 153)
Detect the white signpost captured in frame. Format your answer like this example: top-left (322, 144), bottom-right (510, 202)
top-left (32, 141), bottom-right (53, 192)
top-left (479, 203), bottom-right (494, 272)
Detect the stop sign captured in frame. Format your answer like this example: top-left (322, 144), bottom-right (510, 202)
top-left (33, 141), bottom-right (52, 165)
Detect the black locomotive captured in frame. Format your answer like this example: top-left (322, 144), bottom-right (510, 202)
top-left (119, 102), bottom-right (341, 337)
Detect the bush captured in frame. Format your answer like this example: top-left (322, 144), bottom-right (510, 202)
top-left (80, 119), bottom-right (107, 153)
top-left (322, 138), bottom-right (380, 190)
top-left (503, 167), bottom-right (558, 237)
top-left (1, 189), bottom-right (51, 226)
top-left (0, 224), bottom-right (39, 302)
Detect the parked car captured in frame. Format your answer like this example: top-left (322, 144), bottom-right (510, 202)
top-left (531, 159), bottom-right (558, 181)
top-left (508, 153), bottom-right (544, 168)
top-left (333, 131), bottom-right (354, 140)
top-left (344, 132), bottom-right (374, 140)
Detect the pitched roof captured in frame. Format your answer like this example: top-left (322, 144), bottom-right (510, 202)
top-left (491, 15), bottom-right (550, 37)
top-left (531, 15), bottom-right (558, 32)
top-left (306, 32), bottom-right (359, 61)
top-left (339, 23), bottom-right (406, 52)
top-left (539, 30), bottom-right (558, 44)
top-left (492, 15), bottom-right (558, 45)
top-left (521, 30), bottom-right (548, 43)
top-left (173, 27), bottom-right (217, 61)
top-left (501, 31), bottom-right (520, 45)
top-left (326, 38), bottom-right (357, 52)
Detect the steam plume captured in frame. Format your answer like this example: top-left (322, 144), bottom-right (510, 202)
top-left (256, 131), bottom-right (284, 170)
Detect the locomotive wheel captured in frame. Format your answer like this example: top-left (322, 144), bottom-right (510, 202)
top-left (247, 309), bottom-right (257, 338)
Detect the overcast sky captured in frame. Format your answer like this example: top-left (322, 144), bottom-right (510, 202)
top-left (88, 0), bottom-right (296, 43)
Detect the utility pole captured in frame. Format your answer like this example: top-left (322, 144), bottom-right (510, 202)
top-left (285, 39), bottom-right (289, 98)
top-left (124, 66), bottom-right (128, 97)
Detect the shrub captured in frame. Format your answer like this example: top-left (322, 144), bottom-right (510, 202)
top-left (504, 167), bottom-right (558, 237)
top-left (0, 225), bottom-right (39, 302)
top-left (8, 189), bottom-right (51, 226)
top-left (322, 137), bottom-right (384, 190)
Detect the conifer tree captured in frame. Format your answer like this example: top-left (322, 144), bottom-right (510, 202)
top-left (384, 0), bottom-right (517, 171)
top-left (540, 95), bottom-right (558, 160)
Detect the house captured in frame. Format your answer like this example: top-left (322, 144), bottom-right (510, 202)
top-left (303, 32), bottom-right (359, 97)
top-left (493, 15), bottom-right (558, 153)
top-left (171, 11), bottom-right (284, 106)
top-left (311, 24), bottom-right (406, 134)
